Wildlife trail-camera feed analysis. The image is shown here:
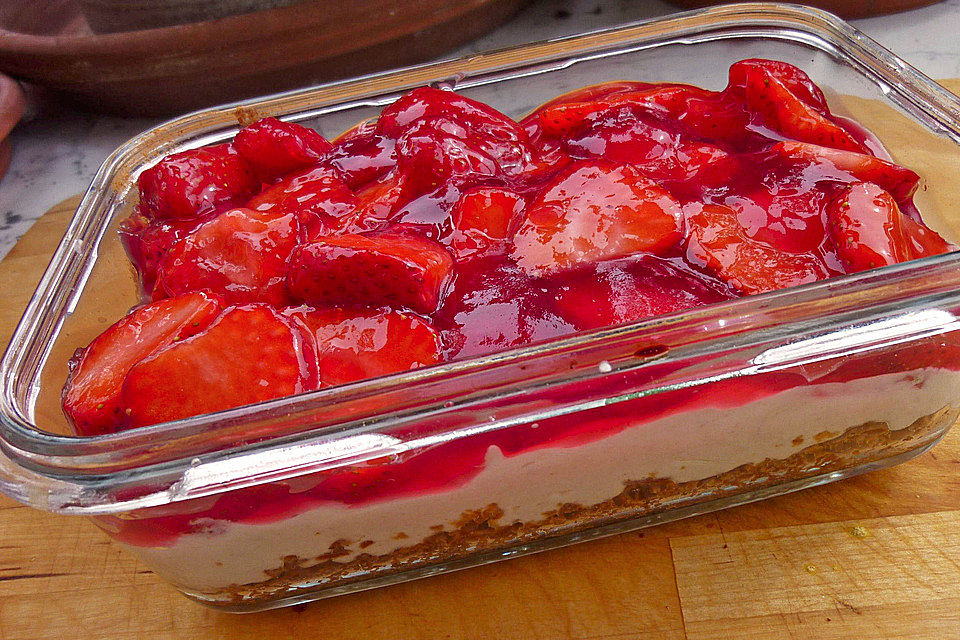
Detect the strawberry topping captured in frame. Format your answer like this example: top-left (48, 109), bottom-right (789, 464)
top-left (288, 230), bottom-right (455, 314)
top-left (63, 292), bottom-right (223, 435)
top-left (234, 117), bottom-right (332, 182)
top-left (121, 304), bottom-right (319, 428)
top-left (137, 144), bottom-right (258, 221)
top-left (155, 207), bottom-right (300, 306)
top-left (510, 162), bottom-right (683, 276)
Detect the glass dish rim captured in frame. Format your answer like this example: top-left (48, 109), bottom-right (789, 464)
top-left (3, 2), bottom-right (960, 513)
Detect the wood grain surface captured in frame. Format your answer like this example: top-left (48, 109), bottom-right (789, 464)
top-left (4, 81), bottom-right (960, 639)
top-left (4, 200), bottom-right (960, 640)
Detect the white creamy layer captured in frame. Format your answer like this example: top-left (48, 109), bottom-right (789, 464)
top-left (131, 368), bottom-right (960, 592)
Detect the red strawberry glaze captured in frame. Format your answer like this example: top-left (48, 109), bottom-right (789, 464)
top-left (86, 60), bottom-right (958, 548)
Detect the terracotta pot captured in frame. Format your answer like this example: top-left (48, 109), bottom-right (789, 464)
top-left (76, 0), bottom-right (309, 32)
top-left (665, 0), bottom-right (945, 19)
top-left (0, 0), bottom-right (529, 116)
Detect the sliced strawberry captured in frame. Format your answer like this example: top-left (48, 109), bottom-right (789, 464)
top-left (434, 257), bottom-right (575, 361)
top-left (119, 213), bottom-right (206, 293)
top-left (564, 110), bottom-right (679, 163)
top-left (155, 207), bottom-right (300, 306)
top-left (738, 64), bottom-right (867, 153)
top-left (137, 144), bottom-right (258, 221)
top-left (287, 230), bottom-right (455, 314)
top-left (510, 162), bottom-right (683, 276)
top-left (350, 170), bottom-right (413, 231)
top-left (533, 84), bottom-right (753, 148)
top-left (285, 306), bottom-right (442, 386)
top-left (395, 117), bottom-right (499, 196)
top-left (724, 189), bottom-right (828, 255)
top-left (121, 305), bottom-right (319, 428)
top-left (63, 292), bottom-right (223, 435)
top-left (520, 81), bottom-right (654, 132)
top-left (676, 92), bottom-right (755, 148)
top-left (377, 87), bottom-right (526, 147)
top-left (321, 126), bottom-right (397, 190)
top-left (246, 165), bottom-right (358, 241)
top-left (770, 141), bottom-right (920, 202)
top-left (564, 114), bottom-right (741, 194)
top-left (378, 87), bottom-right (532, 176)
top-left (685, 202), bottom-right (832, 295)
top-left (901, 215), bottom-right (955, 259)
top-left (727, 59), bottom-right (829, 113)
top-left (516, 139), bottom-right (573, 188)
top-left (534, 87), bottom-right (687, 140)
top-left (536, 100), bottom-right (608, 138)
top-left (447, 187), bottom-right (525, 260)
top-left (827, 182), bottom-right (954, 273)
top-left (553, 256), bottom-right (736, 330)
top-left (233, 117), bottom-right (332, 182)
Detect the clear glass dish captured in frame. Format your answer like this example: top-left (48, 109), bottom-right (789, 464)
top-left (4, 2), bottom-right (960, 612)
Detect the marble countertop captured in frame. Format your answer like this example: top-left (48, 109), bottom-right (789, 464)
top-left (2, 0), bottom-right (960, 260)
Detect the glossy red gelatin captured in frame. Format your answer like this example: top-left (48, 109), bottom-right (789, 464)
top-left (72, 59), bottom-right (955, 547)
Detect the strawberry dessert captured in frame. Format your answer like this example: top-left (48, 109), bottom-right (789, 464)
top-left (63, 60), bottom-right (960, 604)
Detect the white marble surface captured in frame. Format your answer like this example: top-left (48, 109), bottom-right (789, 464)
top-left (1, 0), bottom-right (959, 260)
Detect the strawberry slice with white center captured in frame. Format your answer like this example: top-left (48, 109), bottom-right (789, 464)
top-left (121, 304), bottom-right (319, 428)
top-left (62, 291), bottom-right (224, 435)
top-left (510, 162), bottom-right (683, 276)
top-left (285, 306), bottom-right (442, 387)
top-left (685, 202), bottom-right (834, 295)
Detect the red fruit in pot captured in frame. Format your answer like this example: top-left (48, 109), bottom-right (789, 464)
top-left (510, 162), bottom-right (683, 276)
top-left (685, 202), bottom-right (833, 295)
top-left (62, 291), bottom-right (224, 435)
top-left (234, 117), bottom-right (332, 182)
top-left (155, 207), bottom-right (300, 306)
top-left (827, 182), bottom-right (954, 273)
top-left (287, 230), bottom-right (455, 314)
top-left (286, 306), bottom-right (442, 387)
top-left (447, 187), bottom-right (525, 260)
top-left (246, 165), bottom-right (359, 241)
top-left (121, 304), bottom-right (319, 428)
top-left (137, 144), bottom-right (258, 221)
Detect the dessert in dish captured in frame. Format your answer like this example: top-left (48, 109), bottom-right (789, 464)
top-left (61, 59), bottom-right (959, 604)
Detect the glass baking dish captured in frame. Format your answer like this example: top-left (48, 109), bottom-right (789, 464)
top-left (4, 2), bottom-right (960, 612)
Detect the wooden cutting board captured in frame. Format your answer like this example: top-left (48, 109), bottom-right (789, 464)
top-left (6, 82), bottom-right (960, 637)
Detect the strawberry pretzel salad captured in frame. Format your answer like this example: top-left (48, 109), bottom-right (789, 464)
top-left (60, 59), bottom-right (960, 603)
